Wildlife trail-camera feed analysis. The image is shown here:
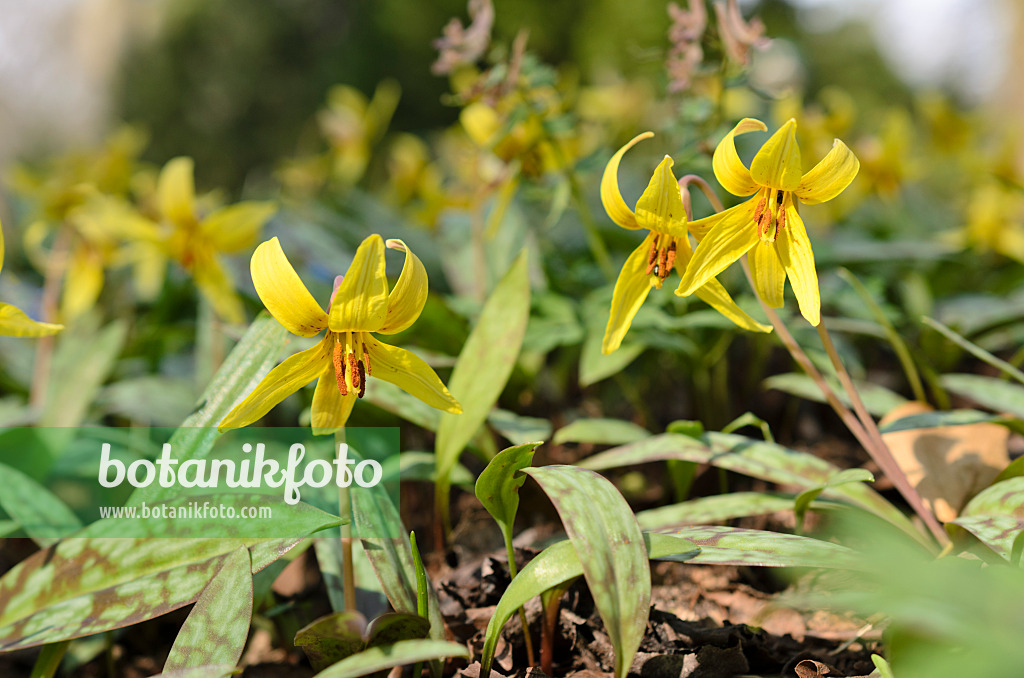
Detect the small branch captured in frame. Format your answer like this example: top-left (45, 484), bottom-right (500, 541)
top-left (679, 174), bottom-right (725, 213)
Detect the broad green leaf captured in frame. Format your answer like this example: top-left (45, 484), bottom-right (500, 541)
top-left (365, 613), bottom-right (430, 648)
top-left (128, 312), bottom-right (289, 506)
top-left (950, 515), bottom-right (1024, 563)
top-left (961, 477), bottom-right (1024, 518)
top-left (794, 469), bottom-right (875, 531)
top-left (636, 492), bottom-right (797, 530)
top-left (41, 317), bottom-right (127, 427)
top-left (295, 612), bottom-right (367, 672)
top-left (941, 374), bottom-right (1024, 419)
top-left (0, 461), bottom-right (81, 546)
top-left (994, 456), bottom-right (1024, 485)
top-left (164, 546), bottom-right (253, 671)
top-left (666, 525), bottom-right (859, 569)
top-left (97, 376), bottom-right (196, 426)
top-left (311, 639), bottom-right (469, 678)
top-left (480, 533), bottom-right (700, 676)
top-left (0, 537), bottom-right (301, 650)
top-left (923, 316), bottom-right (1024, 386)
top-left (880, 409), bottom-right (1023, 435)
top-left (364, 379), bottom-right (441, 431)
top-left (553, 418), bottom-right (650, 446)
top-left (523, 465), bottom-right (649, 678)
top-left (579, 332), bottom-right (644, 387)
top-left (436, 250), bottom-right (530, 483)
top-left (764, 372), bottom-right (908, 417)
top-left (475, 443), bottom-right (540, 548)
top-left (148, 665), bottom-right (237, 678)
top-left (388, 452), bottom-right (474, 489)
top-left (488, 408), bottom-right (552, 446)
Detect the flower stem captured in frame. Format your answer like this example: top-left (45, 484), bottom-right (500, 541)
top-left (335, 429), bottom-right (357, 612)
top-left (29, 226), bottom-right (71, 413)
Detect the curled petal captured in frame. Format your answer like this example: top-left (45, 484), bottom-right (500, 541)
top-left (775, 204), bottom-right (821, 325)
top-left (600, 132), bottom-right (654, 230)
top-left (747, 240), bottom-right (785, 308)
top-left (750, 119), bottom-right (802, 191)
top-left (677, 201), bottom-right (759, 297)
top-left (310, 365), bottom-right (357, 435)
top-left (251, 237), bottom-right (328, 336)
top-left (0, 303), bottom-right (63, 337)
top-left (796, 139), bottom-right (860, 205)
top-left (635, 155), bottom-right (689, 237)
top-left (378, 238), bottom-right (427, 334)
top-left (602, 236), bottom-right (655, 354)
top-left (158, 157), bottom-right (198, 227)
top-left (712, 118), bottom-right (766, 197)
top-left (218, 339), bottom-right (329, 431)
top-left (329, 235), bottom-right (389, 333)
top-left (201, 202), bottom-right (277, 253)
top-left (363, 335), bottom-right (462, 413)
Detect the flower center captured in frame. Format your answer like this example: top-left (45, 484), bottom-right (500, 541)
top-left (752, 187), bottom-right (788, 243)
top-left (332, 331), bottom-right (372, 397)
top-left (645, 233), bottom-right (678, 288)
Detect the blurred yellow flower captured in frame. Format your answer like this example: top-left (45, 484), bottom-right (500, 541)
top-left (219, 235), bottom-right (461, 434)
top-left (0, 222), bottom-right (63, 337)
top-left (678, 118), bottom-right (859, 326)
top-left (319, 81), bottom-right (401, 186)
top-left (599, 132), bottom-right (770, 354)
top-left (958, 182), bottom-right (1024, 262)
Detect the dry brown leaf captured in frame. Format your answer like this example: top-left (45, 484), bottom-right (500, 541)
top-left (881, 401), bottom-right (1010, 521)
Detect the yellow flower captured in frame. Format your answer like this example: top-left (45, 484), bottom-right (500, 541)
top-left (0, 221), bottom-right (63, 337)
top-left (219, 235), bottom-right (462, 434)
top-left (319, 81), bottom-right (401, 186)
top-left (678, 119), bottom-right (860, 326)
top-left (599, 132), bottom-right (771, 354)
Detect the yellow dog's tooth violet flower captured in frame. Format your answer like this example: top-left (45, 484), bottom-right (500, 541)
top-left (0, 221), bottom-right (63, 337)
top-left (678, 118), bottom-right (859, 326)
top-left (219, 235), bottom-right (461, 435)
top-left (599, 132), bottom-right (770, 355)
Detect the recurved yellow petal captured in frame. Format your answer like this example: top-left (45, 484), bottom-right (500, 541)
top-left (251, 237), bottom-right (328, 337)
top-left (600, 132), bottom-right (654, 230)
top-left (329, 235), bottom-right (389, 332)
top-left (602, 236), bottom-right (655, 354)
top-left (635, 155), bottom-right (689, 237)
top-left (775, 205), bottom-right (821, 325)
top-left (202, 201), bottom-right (277, 253)
top-left (61, 247), bottom-right (104, 320)
top-left (310, 366), bottom-right (357, 435)
top-left (158, 157), bottom-right (198, 227)
top-left (0, 303), bottom-right (63, 337)
top-left (750, 119), bottom-right (802, 191)
top-left (364, 335), bottom-right (462, 413)
top-left (378, 238), bottom-right (427, 335)
top-left (795, 139), bottom-right (860, 205)
top-left (218, 339), bottom-right (329, 431)
top-left (747, 240), bottom-right (785, 308)
top-left (677, 202), bottom-right (759, 297)
top-left (713, 118), bottom-right (766, 197)
top-left (193, 253), bottom-right (245, 324)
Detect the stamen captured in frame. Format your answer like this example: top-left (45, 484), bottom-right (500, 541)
top-left (645, 239), bottom-right (658, 275)
top-left (777, 209), bottom-right (786, 233)
top-left (348, 351), bottom-right (360, 393)
top-left (357, 360), bottom-right (367, 398)
top-left (664, 241), bottom-right (677, 277)
top-left (753, 194), bottom-right (768, 222)
top-left (362, 342), bottom-right (371, 376)
top-left (333, 340), bottom-right (348, 395)
top-left (657, 247), bottom-right (668, 280)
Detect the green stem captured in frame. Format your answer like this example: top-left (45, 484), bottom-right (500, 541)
top-left (30, 641), bottom-right (69, 678)
top-left (335, 429), bottom-right (356, 612)
top-left (504, 534), bottom-right (536, 666)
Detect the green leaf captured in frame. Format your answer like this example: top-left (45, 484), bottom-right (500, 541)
top-left (364, 379), bottom-right (441, 431)
top-left (0, 537), bottom-right (300, 651)
top-left (97, 376), bottom-right (196, 427)
top-left (522, 465), bottom-right (649, 678)
top-left (127, 312), bottom-right (290, 506)
top-left (950, 515), bottom-right (1024, 563)
top-left (41, 317), bottom-right (128, 427)
top-left (0, 461), bottom-right (81, 546)
top-left (941, 374), bottom-right (1024, 419)
top-left (764, 372), bottom-right (908, 417)
top-left (962, 477), bottom-right (1024, 518)
top-left (311, 639), bottom-right (469, 678)
top-left (488, 408), bottom-right (552, 446)
top-left (553, 418), bottom-right (650, 446)
top-left (0, 520), bottom-right (18, 538)
top-left (475, 443), bottom-right (540, 548)
top-left (636, 492), bottom-right (797, 531)
top-left (295, 612), bottom-right (367, 672)
top-left (879, 409), bottom-right (1023, 435)
top-left (793, 468), bottom-right (875, 532)
top-left (579, 332), bottom-right (644, 387)
top-left (480, 533), bottom-right (700, 676)
top-left (388, 452), bottom-right (475, 489)
top-left (666, 525), bottom-right (859, 569)
top-left (164, 546), bottom-right (253, 671)
top-left (365, 612), bottom-right (430, 648)
top-left (436, 250), bottom-right (530, 483)
top-left (923, 316), bottom-right (1024, 386)
top-left (147, 665), bottom-right (237, 678)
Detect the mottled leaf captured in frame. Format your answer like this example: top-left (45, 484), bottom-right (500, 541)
top-left (665, 526), bottom-right (859, 569)
top-left (147, 665), bottom-right (237, 678)
top-left (637, 492), bottom-right (798, 530)
top-left (764, 372), bottom-right (908, 417)
top-left (941, 374), bottom-right (1024, 419)
top-left (311, 639), bottom-right (469, 678)
top-left (961, 477), bottom-right (1024, 518)
top-left (475, 443), bottom-right (540, 548)
top-left (164, 546), bottom-right (253, 670)
top-left (480, 533), bottom-right (699, 676)
top-left (365, 613), bottom-right (430, 648)
top-left (950, 515), bottom-right (1024, 563)
top-left (0, 461), bottom-right (81, 546)
top-left (436, 250), bottom-right (530, 484)
top-left (295, 612), bottom-right (368, 672)
top-left (522, 465), bottom-right (649, 678)
top-left (553, 419), bottom-right (650, 446)
top-left (879, 409), bottom-right (1023, 434)
top-left (794, 469), bottom-right (875, 531)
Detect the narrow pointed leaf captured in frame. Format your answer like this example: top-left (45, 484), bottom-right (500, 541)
top-left (941, 374), bottom-right (1024, 419)
top-left (148, 665), bottom-right (237, 678)
top-left (764, 373), bottom-right (908, 417)
top-left (961, 477), bottom-right (1024, 518)
top-left (312, 640), bottom-right (469, 678)
top-left (522, 465), bottom-right (648, 678)
top-left (637, 492), bottom-right (798, 530)
top-left (295, 612), bottom-right (369, 671)
top-left (164, 546), bottom-right (254, 671)
top-left (475, 443), bottom-right (540, 547)
top-left (553, 418), bottom-right (650, 446)
top-left (0, 461), bottom-right (81, 546)
top-left (951, 515), bottom-right (1024, 563)
top-left (666, 525), bottom-right (859, 569)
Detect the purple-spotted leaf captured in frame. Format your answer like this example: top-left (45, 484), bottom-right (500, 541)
top-left (951, 515), bottom-right (1024, 563)
top-left (961, 477), bottom-right (1024, 518)
top-left (295, 612), bottom-right (368, 672)
top-left (664, 526), bottom-right (859, 569)
top-left (365, 612), bottom-right (430, 648)
top-left (311, 639), bottom-right (469, 678)
top-left (481, 533), bottom-right (699, 676)
top-left (0, 536), bottom-right (301, 651)
top-left (475, 443), bottom-right (540, 547)
top-left (164, 547), bottom-right (253, 671)
top-left (148, 664), bottom-right (237, 678)
top-left (637, 492), bottom-right (798, 530)
top-left (522, 465), bottom-right (649, 678)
